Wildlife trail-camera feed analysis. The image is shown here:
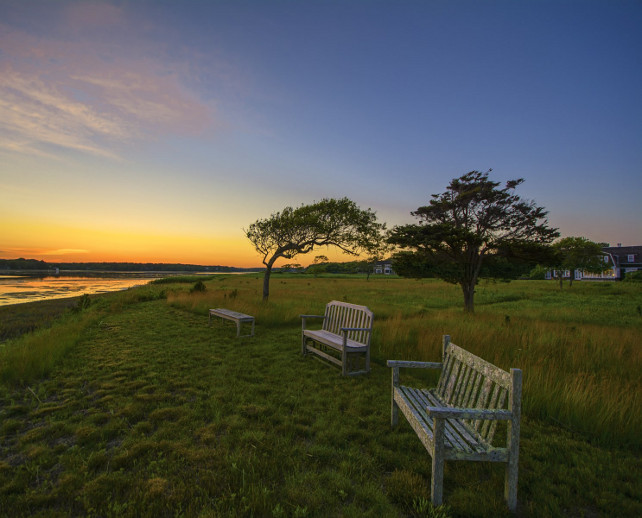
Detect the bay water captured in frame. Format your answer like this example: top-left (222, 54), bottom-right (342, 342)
top-left (0, 274), bottom-right (156, 306)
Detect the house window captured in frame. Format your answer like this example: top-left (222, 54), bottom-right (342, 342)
top-left (628, 254), bottom-right (635, 262)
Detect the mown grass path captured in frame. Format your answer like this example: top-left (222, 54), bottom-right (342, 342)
top-left (1, 294), bottom-right (641, 517)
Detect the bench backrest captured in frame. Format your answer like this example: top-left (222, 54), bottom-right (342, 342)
top-left (323, 301), bottom-right (373, 346)
top-left (436, 337), bottom-right (521, 446)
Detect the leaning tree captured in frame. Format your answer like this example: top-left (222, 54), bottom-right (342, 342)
top-left (245, 197), bottom-right (386, 301)
top-left (388, 170), bottom-right (559, 313)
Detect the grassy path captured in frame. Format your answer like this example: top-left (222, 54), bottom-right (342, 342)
top-left (1, 294), bottom-right (641, 516)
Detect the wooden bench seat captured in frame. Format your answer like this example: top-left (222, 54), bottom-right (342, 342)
top-left (209, 308), bottom-right (255, 338)
top-left (388, 336), bottom-right (522, 511)
top-left (301, 300), bottom-right (373, 376)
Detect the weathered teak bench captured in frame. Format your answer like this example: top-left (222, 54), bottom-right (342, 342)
top-left (301, 300), bottom-right (373, 376)
top-left (388, 335), bottom-right (522, 512)
top-left (209, 308), bottom-right (255, 338)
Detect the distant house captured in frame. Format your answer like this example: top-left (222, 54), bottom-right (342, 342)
top-left (373, 260), bottom-right (394, 275)
top-left (600, 245), bottom-right (642, 280)
top-left (545, 244), bottom-right (642, 281)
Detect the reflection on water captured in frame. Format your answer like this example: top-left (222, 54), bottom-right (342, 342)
top-left (0, 275), bottom-right (155, 306)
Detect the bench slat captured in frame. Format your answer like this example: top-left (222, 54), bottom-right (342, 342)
top-left (303, 329), bottom-right (369, 351)
top-left (422, 390), bottom-right (491, 453)
top-left (448, 342), bottom-right (512, 388)
top-left (397, 386), bottom-right (496, 457)
top-left (436, 351), bottom-right (454, 395)
top-left (413, 388), bottom-right (478, 454)
top-left (462, 369), bottom-right (482, 409)
top-left (483, 386), bottom-right (508, 442)
top-left (451, 362), bottom-right (470, 407)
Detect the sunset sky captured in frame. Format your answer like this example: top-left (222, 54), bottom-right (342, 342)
top-left (1, 0), bottom-right (641, 268)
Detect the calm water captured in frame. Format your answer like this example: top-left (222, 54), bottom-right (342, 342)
top-left (0, 275), bottom-right (155, 306)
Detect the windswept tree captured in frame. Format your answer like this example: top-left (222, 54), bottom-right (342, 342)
top-left (551, 236), bottom-right (607, 288)
top-left (388, 170), bottom-right (559, 312)
top-left (245, 198), bottom-right (386, 301)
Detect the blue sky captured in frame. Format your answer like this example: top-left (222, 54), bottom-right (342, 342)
top-left (1, 0), bottom-right (640, 266)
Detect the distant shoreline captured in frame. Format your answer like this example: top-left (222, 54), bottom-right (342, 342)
top-left (0, 258), bottom-right (264, 274)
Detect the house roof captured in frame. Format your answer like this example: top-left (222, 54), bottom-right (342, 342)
top-left (602, 245), bottom-right (642, 266)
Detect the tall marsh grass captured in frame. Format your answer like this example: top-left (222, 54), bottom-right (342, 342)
top-left (2, 274), bottom-right (639, 450)
top-left (168, 274), bottom-right (642, 449)
top-left (0, 311), bottom-right (97, 386)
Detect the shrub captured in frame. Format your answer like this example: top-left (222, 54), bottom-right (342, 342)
top-left (190, 281), bottom-right (207, 293)
top-left (528, 264), bottom-right (549, 280)
top-left (624, 270), bottom-right (642, 282)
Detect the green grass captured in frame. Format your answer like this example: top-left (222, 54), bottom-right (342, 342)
top-left (0, 275), bottom-right (640, 517)
top-left (0, 297), bottom-right (82, 342)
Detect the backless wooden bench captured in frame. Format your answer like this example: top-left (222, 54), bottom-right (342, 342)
top-left (388, 335), bottom-right (522, 511)
top-left (209, 308), bottom-right (255, 338)
top-left (301, 300), bottom-right (373, 376)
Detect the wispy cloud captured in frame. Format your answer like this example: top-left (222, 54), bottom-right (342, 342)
top-left (0, 3), bottom-right (214, 160)
top-left (1, 247), bottom-right (90, 258)
top-left (42, 249), bottom-right (90, 256)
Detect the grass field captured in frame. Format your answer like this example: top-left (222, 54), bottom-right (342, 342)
top-left (0, 274), bottom-right (640, 517)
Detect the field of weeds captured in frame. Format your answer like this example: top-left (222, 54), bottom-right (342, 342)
top-left (0, 274), bottom-right (640, 516)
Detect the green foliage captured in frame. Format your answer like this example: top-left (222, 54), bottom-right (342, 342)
top-left (0, 298), bottom-right (80, 342)
top-left (388, 170), bottom-right (558, 312)
top-left (527, 264), bottom-right (549, 280)
top-left (624, 270), bottom-right (642, 282)
top-left (0, 257), bottom-right (49, 270)
top-left (246, 197), bottom-right (386, 300)
top-left (190, 280), bottom-right (207, 293)
top-left (391, 251), bottom-right (437, 279)
top-left (551, 236), bottom-right (607, 287)
top-left (76, 293), bottom-right (92, 311)
top-left (152, 275), bottom-right (216, 284)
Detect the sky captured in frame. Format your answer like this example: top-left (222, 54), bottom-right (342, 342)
top-left (1, 0), bottom-right (641, 268)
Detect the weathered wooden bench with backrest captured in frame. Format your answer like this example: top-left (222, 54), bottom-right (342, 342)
top-left (388, 335), bottom-right (522, 512)
top-left (301, 301), bottom-right (373, 376)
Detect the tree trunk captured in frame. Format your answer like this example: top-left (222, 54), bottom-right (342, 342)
top-left (262, 266), bottom-right (272, 302)
top-left (462, 282), bottom-right (475, 313)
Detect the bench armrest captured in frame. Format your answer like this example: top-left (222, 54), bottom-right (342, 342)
top-left (387, 360), bottom-right (442, 369)
top-left (426, 406), bottom-right (513, 421)
top-left (301, 314), bottom-right (325, 331)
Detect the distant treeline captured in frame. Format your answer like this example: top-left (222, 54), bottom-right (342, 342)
top-left (0, 258), bottom-right (261, 273)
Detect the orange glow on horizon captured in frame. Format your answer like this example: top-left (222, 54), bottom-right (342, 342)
top-left (1, 220), bottom-right (262, 267)
top-left (1, 220), bottom-right (364, 268)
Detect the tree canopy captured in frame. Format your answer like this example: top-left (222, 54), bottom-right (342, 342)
top-left (388, 170), bottom-right (559, 312)
top-left (550, 236), bottom-right (607, 288)
top-left (245, 197), bottom-right (386, 300)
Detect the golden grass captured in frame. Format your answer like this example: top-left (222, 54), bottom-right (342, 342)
top-left (167, 274), bottom-right (641, 448)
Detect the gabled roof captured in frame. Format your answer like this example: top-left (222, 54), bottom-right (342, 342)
top-left (602, 245), bottom-right (642, 266)
top-left (602, 245), bottom-right (642, 255)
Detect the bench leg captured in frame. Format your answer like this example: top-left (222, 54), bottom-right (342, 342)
top-left (505, 460), bottom-right (518, 512)
top-left (431, 418), bottom-right (445, 507)
top-left (341, 350), bottom-right (348, 376)
top-left (391, 368), bottom-right (399, 427)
